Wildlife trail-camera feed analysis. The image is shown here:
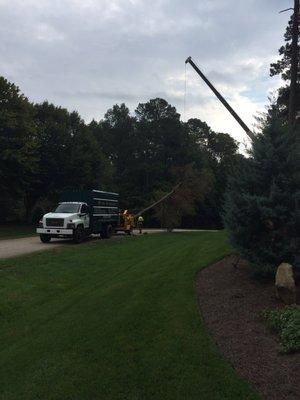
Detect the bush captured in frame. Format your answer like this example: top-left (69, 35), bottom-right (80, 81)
top-left (31, 206), bottom-right (45, 224)
top-left (223, 122), bottom-right (299, 277)
top-left (262, 305), bottom-right (300, 353)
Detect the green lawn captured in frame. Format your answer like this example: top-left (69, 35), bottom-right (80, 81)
top-left (0, 224), bottom-right (35, 239)
top-left (0, 232), bottom-right (259, 400)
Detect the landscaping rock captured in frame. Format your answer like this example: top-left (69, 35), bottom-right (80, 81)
top-left (275, 263), bottom-right (296, 305)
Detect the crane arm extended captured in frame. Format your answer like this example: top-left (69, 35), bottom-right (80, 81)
top-left (185, 56), bottom-right (255, 141)
top-left (134, 182), bottom-right (182, 218)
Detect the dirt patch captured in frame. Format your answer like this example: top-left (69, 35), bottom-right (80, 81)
top-left (196, 255), bottom-right (300, 400)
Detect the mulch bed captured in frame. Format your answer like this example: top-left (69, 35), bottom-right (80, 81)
top-left (196, 255), bottom-right (300, 400)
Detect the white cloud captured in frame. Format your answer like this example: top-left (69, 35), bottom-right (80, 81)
top-left (0, 0), bottom-right (291, 145)
top-left (35, 23), bottom-right (65, 42)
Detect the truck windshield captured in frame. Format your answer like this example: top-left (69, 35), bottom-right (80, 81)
top-left (54, 204), bottom-right (80, 213)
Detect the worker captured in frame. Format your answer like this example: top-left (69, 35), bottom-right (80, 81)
top-left (123, 210), bottom-right (131, 230)
top-left (129, 213), bottom-right (135, 229)
top-left (137, 215), bottom-right (144, 234)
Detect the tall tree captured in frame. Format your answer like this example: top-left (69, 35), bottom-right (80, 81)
top-left (0, 77), bottom-right (38, 221)
top-left (90, 104), bottom-right (137, 207)
top-left (224, 122), bottom-right (298, 277)
top-left (153, 164), bottom-right (214, 231)
top-left (134, 98), bottom-right (190, 200)
top-left (270, 10), bottom-right (300, 123)
top-left (67, 123), bottom-right (111, 191)
top-left (185, 118), bottom-right (240, 228)
top-left (26, 102), bottom-right (74, 216)
top-left (26, 103), bottom-right (111, 220)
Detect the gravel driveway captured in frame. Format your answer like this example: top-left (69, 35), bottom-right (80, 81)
top-left (0, 236), bottom-right (66, 259)
top-left (0, 229), bottom-right (216, 259)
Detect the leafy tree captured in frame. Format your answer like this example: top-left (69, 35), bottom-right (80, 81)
top-left (224, 121), bottom-right (299, 277)
top-left (132, 98), bottom-right (190, 206)
top-left (26, 103), bottom-right (111, 220)
top-left (90, 103), bottom-right (136, 194)
top-left (24, 102), bottom-right (74, 218)
top-left (67, 124), bottom-right (111, 191)
top-left (153, 164), bottom-right (214, 231)
top-left (92, 99), bottom-right (192, 212)
top-left (0, 77), bottom-right (38, 221)
top-left (90, 104), bottom-right (140, 209)
top-left (185, 118), bottom-right (240, 228)
top-left (90, 102), bottom-right (240, 227)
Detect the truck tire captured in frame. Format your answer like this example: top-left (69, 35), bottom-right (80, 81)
top-left (73, 225), bottom-right (85, 244)
top-left (101, 224), bottom-right (113, 239)
top-left (40, 234), bottom-right (51, 243)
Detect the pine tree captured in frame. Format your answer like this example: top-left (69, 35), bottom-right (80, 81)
top-left (223, 122), bottom-right (299, 277)
top-left (269, 13), bottom-right (300, 122)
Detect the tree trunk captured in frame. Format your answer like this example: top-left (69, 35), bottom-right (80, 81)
top-left (288, 0), bottom-right (299, 126)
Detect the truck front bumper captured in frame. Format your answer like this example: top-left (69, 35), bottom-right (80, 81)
top-left (36, 228), bottom-right (73, 236)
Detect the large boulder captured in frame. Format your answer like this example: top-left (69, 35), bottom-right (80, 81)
top-left (275, 263), bottom-right (296, 305)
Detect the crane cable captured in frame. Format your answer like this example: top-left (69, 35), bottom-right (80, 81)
top-left (183, 62), bottom-right (187, 122)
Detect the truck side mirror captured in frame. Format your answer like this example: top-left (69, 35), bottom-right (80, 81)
top-left (81, 205), bottom-right (88, 214)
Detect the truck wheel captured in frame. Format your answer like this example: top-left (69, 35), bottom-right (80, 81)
top-left (40, 234), bottom-right (51, 243)
top-left (73, 226), bottom-right (84, 244)
top-left (101, 224), bottom-right (113, 239)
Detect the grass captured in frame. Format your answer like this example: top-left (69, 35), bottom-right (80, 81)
top-left (0, 232), bottom-right (259, 400)
top-left (0, 224), bottom-right (35, 239)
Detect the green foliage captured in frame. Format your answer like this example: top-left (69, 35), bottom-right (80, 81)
top-left (0, 77), bottom-right (38, 221)
top-left (268, 14), bottom-right (300, 123)
top-left (270, 14), bottom-right (300, 82)
top-left (262, 306), bottom-right (300, 353)
top-left (153, 164), bottom-right (214, 230)
top-left (29, 103), bottom-right (111, 214)
top-left (1, 75), bottom-right (239, 227)
top-left (224, 122), bottom-right (299, 276)
top-left (90, 98), bottom-right (239, 226)
top-left (30, 206), bottom-right (45, 225)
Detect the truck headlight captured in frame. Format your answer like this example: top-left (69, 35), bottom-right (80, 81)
top-left (67, 223), bottom-right (75, 229)
top-left (38, 220), bottom-right (43, 228)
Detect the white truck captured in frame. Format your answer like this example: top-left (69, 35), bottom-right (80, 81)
top-left (36, 190), bottom-right (120, 243)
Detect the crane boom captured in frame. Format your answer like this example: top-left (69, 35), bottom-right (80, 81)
top-left (185, 56), bottom-right (255, 141)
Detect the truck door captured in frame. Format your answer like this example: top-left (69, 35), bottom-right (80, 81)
top-left (81, 204), bottom-right (90, 229)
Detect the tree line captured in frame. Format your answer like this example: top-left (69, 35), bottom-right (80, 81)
top-left (0, 78), bottom-right (240, 227)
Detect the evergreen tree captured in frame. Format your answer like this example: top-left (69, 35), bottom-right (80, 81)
top-left (269, 14), bottom-right (300, 122)
top-left (224, 121), bottom-right (299, 276)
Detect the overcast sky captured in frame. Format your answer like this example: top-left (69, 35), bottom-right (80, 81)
top-left (0, 0), bottom-right (291, 145)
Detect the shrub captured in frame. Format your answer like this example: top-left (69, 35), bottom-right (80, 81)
top-left (262, 305), bottom-right (300, 353)
top-left (31, 206), bottom-right (45, 224)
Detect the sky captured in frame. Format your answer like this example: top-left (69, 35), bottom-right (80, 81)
top-left (0, 0), bottom-right (292, 146)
